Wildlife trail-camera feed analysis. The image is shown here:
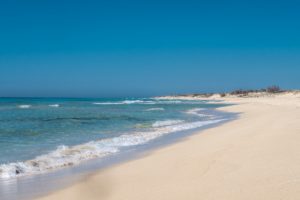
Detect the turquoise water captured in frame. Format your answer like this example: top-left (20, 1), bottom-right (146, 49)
top-left (0, 98), bottom-right (227, 178)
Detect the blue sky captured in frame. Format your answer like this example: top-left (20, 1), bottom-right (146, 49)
top-left (0, 0), bottom-right (299, 97)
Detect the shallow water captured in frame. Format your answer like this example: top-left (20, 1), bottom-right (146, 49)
top-left (0, 97), bottom-right (234, 199)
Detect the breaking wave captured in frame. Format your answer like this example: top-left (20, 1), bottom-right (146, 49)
top-left (145, 108), bottom-right (165, 111)
top-left (48, 104), bottom-right (60, 107)
top-left (152, 120), bottom-right (184, 127)
top-left (18, 105), bottom-right (32, 109)
top-left (92, 100), bottom-right (203, 105)
top-left (185, 108), bottom-right (214, 118)
top-left (93, 100), bottom-right (154, 105)
top-left (0, 118), bottom-right (224, 179)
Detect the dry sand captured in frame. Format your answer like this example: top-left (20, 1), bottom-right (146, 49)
top-left (37, 93), bottom-right (300, 200)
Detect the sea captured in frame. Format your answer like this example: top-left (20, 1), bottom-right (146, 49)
top-left (0, 97), bottom-right (234, 199)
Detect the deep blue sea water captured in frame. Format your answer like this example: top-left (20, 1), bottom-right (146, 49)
top-left (0, 97), bottom-right (228, 179)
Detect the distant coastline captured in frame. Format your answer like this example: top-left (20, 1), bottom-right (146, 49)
top-left (156, 86), bottom-right (300, 100)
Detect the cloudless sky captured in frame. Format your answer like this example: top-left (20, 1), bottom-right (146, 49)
top-left (0, 0), bottom-right (300, 97)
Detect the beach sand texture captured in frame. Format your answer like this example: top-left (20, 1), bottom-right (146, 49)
top-left (37, 93), bottom-right (300, 200)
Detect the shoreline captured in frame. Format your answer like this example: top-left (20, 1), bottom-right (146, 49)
top-left (30, 94), bottom-right (300, 199)
top-left (0, 106), bottom-right (235, 200)
top-left (0, 99), bottom-right (229, 180)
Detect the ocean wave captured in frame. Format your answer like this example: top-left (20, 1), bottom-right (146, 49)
top-left (48, 104), bottom-right (60, 107)
top-left (92, 100), bottom-right (202, 105)
top-left (145, 108), bottom-right (165, 111)
top-left (0, 144), bottom-right (118, 179)
top-left (93, 101), bottom-right (129, 105)
top-left (157, 100), bottom-right (183, 104)
top-left (152, 120), bottom-right (184, 127)
top-left (93, 100), bottom-right (153, 105)
top-left (18, 105), bottom-right (31, 109)
top-left (185, 108), bottom-right (213, 118)
top-left (0, 118), bottom-right (224, 179)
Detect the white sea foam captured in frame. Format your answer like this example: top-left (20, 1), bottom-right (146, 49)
top-left (0, 144), bottom-right (118, 179)
top-left (18, 105), bottom-right (31, 109)
top-left (158, 100), bottom-right (183, 104)
top-left (49, 104), bottom-right (60, 107)
top-left (93, 100), bottom-right (190, 105)
top-left (93, 100), bottom-right (153, 105)
top-left (146, 108), bottom-right (165, 111)
top-left (152, 120), bottom-right (184, 127)
top-left (185, 108), bottom-right (213, 118)
top-left (0, 117), bottom-right (224, 179)
top-left (94, 102), bottom-right (126, 105)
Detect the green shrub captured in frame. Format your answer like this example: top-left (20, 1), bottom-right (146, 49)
top-left (266, 86), bottom-right (281, 93)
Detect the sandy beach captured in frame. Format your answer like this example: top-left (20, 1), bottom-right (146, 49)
top-left (37, 93), bottom-right (300, 200)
